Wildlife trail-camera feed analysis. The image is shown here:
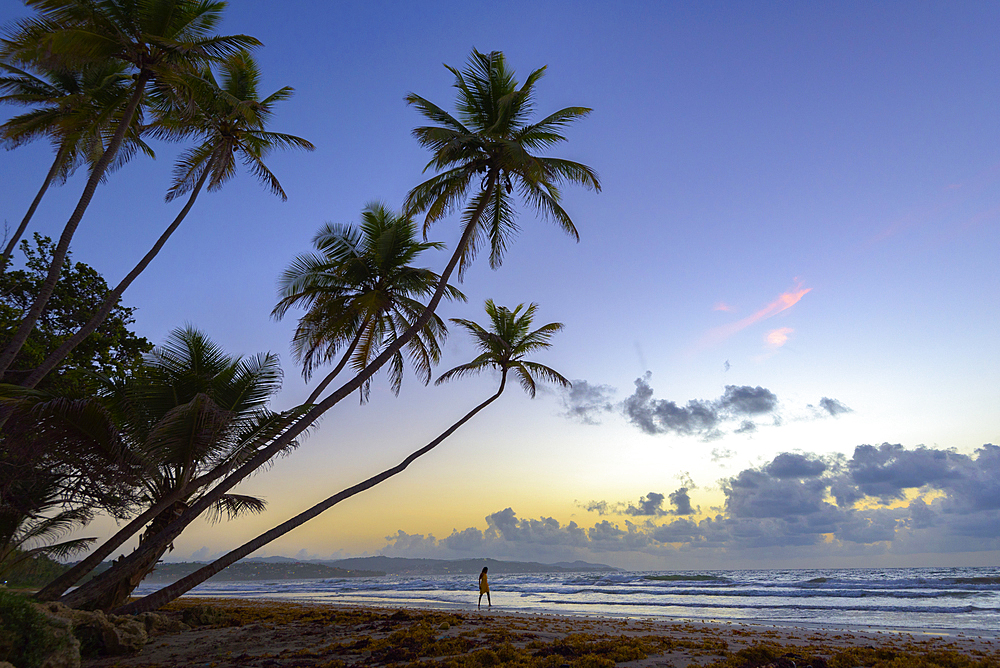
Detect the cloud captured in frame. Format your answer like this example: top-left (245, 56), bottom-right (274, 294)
top-left (713, 302), bottom-right (733, 312)
top-left (711, 447), bottom-right (735, 463)
top-left (624, 492), bottom-right (668, 516)
top-left (766, 327), bottom-right (793, 348)
top-left (669, 487), bottom-right (697, 515)
top-left (848, 443), bottom-right (965, 502)
top-left (485, 508), bottom-right (588, 546)
top-left (560, 380), bottom-right (617, 425)
top-left (702, 283), bottom-right (811, 348)
top-left (380, 444), bottom-right (1000, 566)
top-left (817, 397), bottom-right (852, 416)
top-left (583, 486), bottom-right (697, 518)
top-left (765, 453), bottom-right (828, 479)
top-left (621, 373), bottom-right (778, 439)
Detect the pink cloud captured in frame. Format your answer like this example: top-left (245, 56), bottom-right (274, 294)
top-left (700, 284), bottom-right (811, 348)
top-left (713, 302), bottom-right (733, 312)
top-left (766, 327), bottom-right (793, 348)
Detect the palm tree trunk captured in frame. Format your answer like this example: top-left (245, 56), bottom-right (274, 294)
top-left (304, 318), bottom-right (369, 405)
top-left (0, 144), bottom-right (68, 271)
top-left (115, 372), bottom-right (508, 615)
top-left (59, 498), bottom-right (202, 610)
top-left (35, 452), bottom-right (239, 602)
top-left (66, 171), bottom-right (499, 606)
top-left (0, 71), bottom-right (150, 380)
top-left (21, 154), bottom-right (217, 389)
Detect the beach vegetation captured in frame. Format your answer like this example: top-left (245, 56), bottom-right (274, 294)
top-left (0, 589), bottom-right (72, 668)
top-left (49, 326), bottom-right (306, 610)
top-left (0, 234), bottom-right (151, 397)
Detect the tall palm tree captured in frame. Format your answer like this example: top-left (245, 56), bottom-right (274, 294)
top-left (41, 327), bottom-right (305, 609)
top-left (0, 61), bottom-right (153, 269)
top-left (72, 49), bottom-right (598, 604)
top-left (116, 300), bottom-right (568, 614)
top-left (0, 0), bottom-right (259, 379)
top-left (273, 202), bottom-right (464, 404)
top-left (21, 51), bottom-right (313, 390)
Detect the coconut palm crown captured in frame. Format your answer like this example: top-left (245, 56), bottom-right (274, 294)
top-left (0, 61), bottom-right (153, 266)
top-left (150, 49), bottom-right (314, 202)
top-left (404, 49), bottom-right (601, 278)
top-left (273, 202), bottom-right (465, 403)
top-left (436, 299), bottom-right (569, 397)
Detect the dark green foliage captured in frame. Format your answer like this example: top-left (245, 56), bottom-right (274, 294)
top-left (0, 589), bottom-right (70, 668)
top-left (1, 551), bottom-right (68, 588)
top-left (0, 234), bottom-right (151, 397)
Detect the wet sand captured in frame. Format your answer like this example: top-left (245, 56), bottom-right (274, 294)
top-left (83, 597), bottom-right (1000, 667)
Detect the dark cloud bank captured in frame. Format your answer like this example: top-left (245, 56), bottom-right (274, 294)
top-left (562, 373), bottom-right (850, 440)
top-left (384, 444), bottom-right (1000, 566)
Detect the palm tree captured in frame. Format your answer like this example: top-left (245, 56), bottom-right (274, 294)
top-left (0, 0), bottom-right (259, 379)
top-left (116, 300), bottom-right (568, 614)
top-left (1, 386), bottom-right (148, 586)
top-left (40, 327), bottom-right (305, 609)
top-left (20, 51), bottom-right (313, 390)
top-left (273, 202), bottom-right (464, 404)
top-left (70, 49), bottom-right (598, 605)
top-left (0, 473), bottom-right (96, 583)
top-left (0, 61), bottom-right (153, 269)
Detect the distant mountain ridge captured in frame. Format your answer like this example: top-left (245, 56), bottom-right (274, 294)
top-left (141, 561), bottom-right (382, 583)
top-left (135, 556), bottom-right (617, 583)
top-left (315, 556), bottom-right (618, 575)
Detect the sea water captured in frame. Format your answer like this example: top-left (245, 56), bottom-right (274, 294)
top-left (133, 566), bottom-right (1000, 636)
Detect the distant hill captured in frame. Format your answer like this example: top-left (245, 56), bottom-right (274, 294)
top-left (140, 561), bottom-right (383, 583)
top-left (86, 556), bottom-right (618, 584)
top-left (319, 556), bottom-right (617, 575)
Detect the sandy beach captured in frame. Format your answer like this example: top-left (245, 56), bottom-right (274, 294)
top-left (81, 597), bottom-right (1000, 668)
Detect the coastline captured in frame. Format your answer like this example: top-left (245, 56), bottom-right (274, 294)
top-left (82, 597), bottom-right (1000, 667)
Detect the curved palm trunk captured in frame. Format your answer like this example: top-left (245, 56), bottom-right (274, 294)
top-left (36, 453), bottom-right (242, 602)
top-left (77, 501), bottom-right (187, 611)
top-left (115, 372), bottom-right (508, 615)
top-left (0, 71), bottom-right (150, 380)
top-left (22, 155), bottom-right (217, 389)
top-left (65, 171), bottom-right (498, 608)
top-left (0, 145), bottom-right (69, 271)
top-left (304, 318), bottom-right (369, 405)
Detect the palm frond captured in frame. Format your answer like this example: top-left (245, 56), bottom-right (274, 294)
top-left (204, 493), bottom-right (267, 524)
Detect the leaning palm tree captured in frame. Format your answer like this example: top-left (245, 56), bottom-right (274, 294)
top-left (0, 0), bottom-right (259, 379)
top-left (0, 61), bottom-right (153, 269)
top-left (116, 300), bottom-right (568, 614)
top-left (41, 327), bottom-right (306, 609)
top-left (71, 49), bottom-right (598, 604)
top-left (273, 202), bottom-right (464, 404)
top-left (20, 51), bottom-right (313, 390)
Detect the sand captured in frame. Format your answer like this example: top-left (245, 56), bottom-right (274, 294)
top-left (82, 597), bottom-right (1000, 668)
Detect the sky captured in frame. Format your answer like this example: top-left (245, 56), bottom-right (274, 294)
top-left (2, 1), bottom-right (998, 571)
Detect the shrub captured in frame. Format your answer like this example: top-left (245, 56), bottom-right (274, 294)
top-left (0, 590), bottom-right (73, 668)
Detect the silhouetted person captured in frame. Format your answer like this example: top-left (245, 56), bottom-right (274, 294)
top-left (478, 566), bottom-right (491, 609)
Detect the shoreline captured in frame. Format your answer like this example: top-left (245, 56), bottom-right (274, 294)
top-left (166, 590), bottom-right (1000, 642)
top-left (82, 596), bottom-right (1000, 667)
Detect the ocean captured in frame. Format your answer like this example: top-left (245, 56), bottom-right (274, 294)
top-left (133, 566), bottom-right (1000, 636)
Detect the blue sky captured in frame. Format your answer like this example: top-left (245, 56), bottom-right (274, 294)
top-left (2, 1), bottom-right (998, 569)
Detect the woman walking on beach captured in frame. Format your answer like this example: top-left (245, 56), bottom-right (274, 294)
top-left (478, 567), bottom-right (491, 609)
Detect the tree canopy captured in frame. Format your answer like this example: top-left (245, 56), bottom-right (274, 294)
top-left (0, 234), bottom-right (151, 397)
